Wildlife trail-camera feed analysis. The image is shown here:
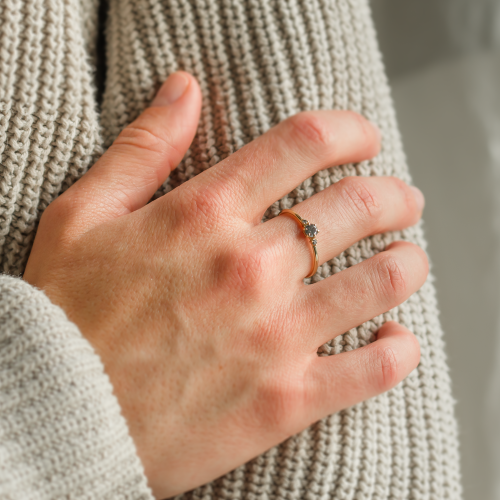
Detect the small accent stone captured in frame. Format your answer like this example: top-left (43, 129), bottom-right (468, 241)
top-left (312, 239), bottom-right (317, 246)
top-left (304, 223), bottom-right (318, 238)
top-left (302, 219), bottom-right (309, 226)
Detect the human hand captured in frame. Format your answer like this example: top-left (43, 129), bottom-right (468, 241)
top-left (24, 71), bottom-right (427, 498)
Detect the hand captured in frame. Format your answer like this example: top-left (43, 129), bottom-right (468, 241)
top-left (24, 71), bottom-right (427, 499)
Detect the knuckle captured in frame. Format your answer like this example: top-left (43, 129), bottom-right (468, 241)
top-left (251, 375), bottom-right (303, 434)
top-left (286, 112), bottom-right (333, 151)
top-left (373, 345), bottom-right (399, 391)
top-left (223, 244), bottom-right (272, 296)
top-left (338, 177), bottom-right (382, 226)
top-left (113, 121), bottom-right (180, 161)
top-left (176, 182), bottom-right (231, 229)
top-left (376, 254), bottom-right (408, 299)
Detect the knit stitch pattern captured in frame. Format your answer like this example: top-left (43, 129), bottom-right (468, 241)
top-left (0, 275), bottom-right (153, 499)
top-left (0, 0), bottom-right (462, 498)
top-left (0, 0), bottom-right (102, 275)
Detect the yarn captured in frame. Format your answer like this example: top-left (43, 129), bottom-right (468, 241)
top-left (0, 275), bottom-right (153, 498)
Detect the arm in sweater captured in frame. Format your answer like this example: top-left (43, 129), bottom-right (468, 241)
top-left (0, 274), bottom-right (153, 499)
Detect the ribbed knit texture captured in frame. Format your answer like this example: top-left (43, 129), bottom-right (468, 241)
top-left (0, 0), bottom-right (462, 498)
top-left (0, 275), bottom-right (153, 499)
top-left (0, 0), bottom-right (102, 274)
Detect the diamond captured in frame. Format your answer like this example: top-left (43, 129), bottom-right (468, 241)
top-left (312, 238), bottom-right (318, 246)
top-left (304, 223), bottom-right (318, 238)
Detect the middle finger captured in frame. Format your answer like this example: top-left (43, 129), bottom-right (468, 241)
top-left (183, 110), bottom-right (380, 223)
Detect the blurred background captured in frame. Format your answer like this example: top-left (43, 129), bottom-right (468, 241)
top-left (370, 1), bottom-right (500, 498)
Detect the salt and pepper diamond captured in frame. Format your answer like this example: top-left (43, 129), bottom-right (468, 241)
top-left (304, 223), bottom-right (319, 239)
top-left (279, 210), bottom-right (319, 277)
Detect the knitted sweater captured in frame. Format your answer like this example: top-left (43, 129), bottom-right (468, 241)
top-left (0, 0), bottom-right (462, 498)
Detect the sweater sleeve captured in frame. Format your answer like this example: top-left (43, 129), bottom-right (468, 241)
top-left (0, 274), bottom-right (153, 500)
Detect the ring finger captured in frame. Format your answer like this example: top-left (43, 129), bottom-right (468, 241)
top-left (260, 175), bottom-right (425, 280)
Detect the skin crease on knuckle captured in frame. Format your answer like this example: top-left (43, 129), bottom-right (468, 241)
top-left (23, 99), bottom-right (429, 498)
top-left (374, 344), bottom-right (400, 392)
top-left (286, 112), bottom-right (334, 149)
top-left (113, 114), bottom-right (184, 162)
top-left (378, 253), bottom-right (408, 299)
top-left (372, 327), bottom-right (421, 394)
top-left (337, 177), bottom-right (383, 231)
top-left (371, 243), bottom-right (428, 308)
top-left (280, 112), bottom-right (341, 169)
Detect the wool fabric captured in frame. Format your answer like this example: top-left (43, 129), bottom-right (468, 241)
top-left (0, 0), bottom-right (462, 498)
top-left (0, 275), bottom-right (152, 499)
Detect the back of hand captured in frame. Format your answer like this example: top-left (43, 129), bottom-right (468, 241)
top-left (25, 71), bottom-right (426, 499)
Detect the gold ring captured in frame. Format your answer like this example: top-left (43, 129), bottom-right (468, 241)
top-left (279, 209), bottom-right (319, 278)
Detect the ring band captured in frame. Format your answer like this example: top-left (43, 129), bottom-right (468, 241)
top-left (279, 209), bottom-right (319, 278)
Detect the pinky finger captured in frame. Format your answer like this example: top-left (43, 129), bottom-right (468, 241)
top-left (304, 321), bottom-right (420, 421)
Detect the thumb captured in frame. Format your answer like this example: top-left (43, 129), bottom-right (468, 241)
top-left (62, 71), bottom-right (201, 228)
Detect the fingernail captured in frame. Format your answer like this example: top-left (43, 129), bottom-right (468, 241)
top-left (151, 72), bottom-right (189, 107)
top-left (411, 186), bottom-right (425, 211)
top-left (372, 123), bottom-right (382, 142)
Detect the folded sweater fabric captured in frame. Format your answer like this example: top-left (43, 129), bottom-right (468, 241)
top-left (0, 0), bottom-right (462, 498)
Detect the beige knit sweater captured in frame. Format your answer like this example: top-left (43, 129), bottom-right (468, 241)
top-left (0, 0), bottom-right (462, 498)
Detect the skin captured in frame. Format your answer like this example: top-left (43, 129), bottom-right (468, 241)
top-left (24, 71), bottom-right (427, 499)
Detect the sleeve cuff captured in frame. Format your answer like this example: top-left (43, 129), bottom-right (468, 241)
top-left (0, 274), bottom-right (154, 499)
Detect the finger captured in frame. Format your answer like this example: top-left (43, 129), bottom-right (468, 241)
top-left (301, 241), bottom-right (429, 346)
top-left (303, 322), bottom-right (420, 421)
top-left (261, 176), bottom-right (425, 280)
top-left (57, 71), bottom-right (202, 228)
top-left (185, 110), bottom-right (380, 222)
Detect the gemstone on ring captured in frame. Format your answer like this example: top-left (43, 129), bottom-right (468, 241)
top-left (278, 208), bottom-right (319, 279)
top-left (304, 223), bottom-right (319, 238)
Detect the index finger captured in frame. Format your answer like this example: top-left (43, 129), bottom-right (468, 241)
top-left (185, 110), bottom-right (380, 223)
